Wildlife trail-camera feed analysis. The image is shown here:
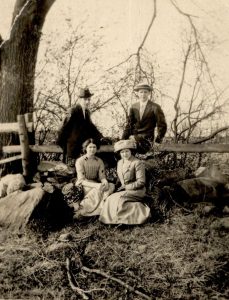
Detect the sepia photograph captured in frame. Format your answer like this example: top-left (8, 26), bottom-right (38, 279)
top-left (0, 0), bottom-right (229, 299)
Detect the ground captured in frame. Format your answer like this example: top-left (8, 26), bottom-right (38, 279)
top-left (0, 206), bottom-right (228, 300)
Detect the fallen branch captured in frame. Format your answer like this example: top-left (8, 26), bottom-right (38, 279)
top-left (82, 266), bottom-right (152, 300)
top-left (66, 258), bottom-right (89, 300)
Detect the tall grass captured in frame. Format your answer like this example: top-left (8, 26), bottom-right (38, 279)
top-left (0, 207), bottom-right (228, 299)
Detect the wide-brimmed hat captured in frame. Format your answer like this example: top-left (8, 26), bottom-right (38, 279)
top-left (79, 88), bottom-right (94, 98)
top-left (134, 83), bottom-right (153, 92)
top-left (114, 139), bottom-right (137, 153)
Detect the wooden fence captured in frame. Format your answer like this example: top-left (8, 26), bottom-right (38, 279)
top-left (1, 113), bottom-right (229, 177)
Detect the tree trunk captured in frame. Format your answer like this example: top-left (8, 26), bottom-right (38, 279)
top-left (0, 0), bottom-right (55, 150)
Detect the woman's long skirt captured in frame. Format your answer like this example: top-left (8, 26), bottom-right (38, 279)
top-left (99, 190), bottom-right (150, 225)
top-left (73, 183), bottom-right (115, 217)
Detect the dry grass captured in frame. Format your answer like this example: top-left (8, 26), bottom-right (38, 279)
top-left (0, 206), bottom-right (228, 300)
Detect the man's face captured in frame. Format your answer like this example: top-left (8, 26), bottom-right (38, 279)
top-left (81, 97), bottom-right (91, 109)
top-left (137, 89), bottom-right (150, 103)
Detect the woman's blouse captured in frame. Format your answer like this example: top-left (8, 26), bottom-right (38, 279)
top-left (75, 155), bottom-right (106, 184)
top-left (117, 156), bottom-right (145, 190)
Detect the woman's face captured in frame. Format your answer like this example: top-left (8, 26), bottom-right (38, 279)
top-left (86, 143), bottom-right (97, 156)
top-left (120, 149), bottom-right (132, 160)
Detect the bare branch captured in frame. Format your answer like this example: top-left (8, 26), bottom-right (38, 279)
top-left (178, 104), bottom-right (224, 138)
top-left (193, 126), bottom-right (229, 144)
top-left (171, 43), bottom-right (191, 142)
top-left (106, 0), bottom-right (157, 74)
top-left (170, 0), bottom-right (218, 97)
top-left (137, 0), bottom-right (157, 52)
top-left (82, 266), bottom-right (152, 300)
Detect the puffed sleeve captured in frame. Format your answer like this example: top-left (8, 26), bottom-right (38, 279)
top-left (125, 160), bottom-right (145, 190)
top-left (98, 158), bottom-right (106, 182)
top-left (75, 158), bottom-right (86, 184)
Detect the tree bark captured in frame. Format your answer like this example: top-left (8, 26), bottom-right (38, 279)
top-left (0, 0), bottom-right (55, 149)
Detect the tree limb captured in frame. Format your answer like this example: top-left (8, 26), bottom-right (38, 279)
top-left (193, 126), bottom-right (229, 144)
top-left (106, 0), bottom-right (157, 73)
top-left (172, 43), bottom-right (191, 142)
top-left (170, 0), bottom-right (218, 97)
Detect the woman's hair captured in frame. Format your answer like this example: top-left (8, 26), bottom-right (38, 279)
top-left (82, 138), bottom-right (100, 153)
top-left (116, 148), bottom-right (136, 158)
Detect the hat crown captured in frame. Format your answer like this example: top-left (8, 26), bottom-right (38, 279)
top-left (79, 88), bottom-right (94, 98)
top-left (134, 82), bottom-right (153, 91)
top-left (114, 139), bottom-right (137, 152)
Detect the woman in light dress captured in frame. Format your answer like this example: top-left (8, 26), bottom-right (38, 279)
top-left (73, 138), bottom-right (114, 218)
top-left (99, 139), bottom-right (151, 225)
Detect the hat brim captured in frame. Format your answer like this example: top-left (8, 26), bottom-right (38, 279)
top-left (115, 147), bottom-right (136, 153)
top-left (79, 93), bottom-right (94, 98)
top-left (114, 141), bottom-right (137, 152)
top-left (134, 87), bottom-right (152, 92)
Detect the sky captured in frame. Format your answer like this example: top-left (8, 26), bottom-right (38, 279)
top-left (0, 0), bottom-right (229, 135)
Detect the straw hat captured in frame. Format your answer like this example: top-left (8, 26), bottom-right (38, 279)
top-left (114, 139), bottom-right (137, 152)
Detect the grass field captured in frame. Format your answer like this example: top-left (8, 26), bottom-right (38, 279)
top-left (0, 205), bottom-right (228, 300)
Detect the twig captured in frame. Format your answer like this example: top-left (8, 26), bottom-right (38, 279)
top-left (82, 266), bottom-right (152, 300)
top-left (66, 258), bottom-right (89, 300)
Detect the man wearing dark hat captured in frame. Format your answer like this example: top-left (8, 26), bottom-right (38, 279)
top-left (57, 87), bottom-right (104, 162)
top-left (122, 83), bottom-right (167, 153)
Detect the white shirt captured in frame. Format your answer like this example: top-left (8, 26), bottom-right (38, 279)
top-left (80, 105), bottom-right (87, 119)
top-left (139, 100), bottom-right (148, 119)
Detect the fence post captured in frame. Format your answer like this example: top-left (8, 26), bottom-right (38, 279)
top-left (25, 113), bottom-right (34, 141)
top-left (17, 114), bottom-right (30, 177)
top-left (25, 112), bottom-right (38, 177)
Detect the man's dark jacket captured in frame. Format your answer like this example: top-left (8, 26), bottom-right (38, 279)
top-left (57, 104), bottom-right (103, 158)
top-left (122, 100), bottom-right (167, 143)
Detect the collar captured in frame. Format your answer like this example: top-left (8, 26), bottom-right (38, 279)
top-left (139, 100), bottom-right (149, 107)
top-left (84, 155), bottom-right (98, 161)
top-left (121, 155), bottom-right (135, 164)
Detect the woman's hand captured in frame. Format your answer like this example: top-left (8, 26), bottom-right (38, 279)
top-left (101, 179), bottom-right (109, 192)
top-left (117, 185), bottom-right (125, 192)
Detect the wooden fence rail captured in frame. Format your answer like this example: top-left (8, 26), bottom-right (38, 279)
top-left (1, 113), bottom-right (229, 177)
top-left (0, 113), bottom-right (34, 176)
top-left (2, 143), bottom-right (229, 155)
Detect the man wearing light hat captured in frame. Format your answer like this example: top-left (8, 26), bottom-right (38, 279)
top-left (57, 87), bottom-right (104, 162)
top-left (122, 83), bottom-right (167, 153)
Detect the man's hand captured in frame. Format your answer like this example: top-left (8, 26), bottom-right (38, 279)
top-left (129, 135), bottom-right (136, 141)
